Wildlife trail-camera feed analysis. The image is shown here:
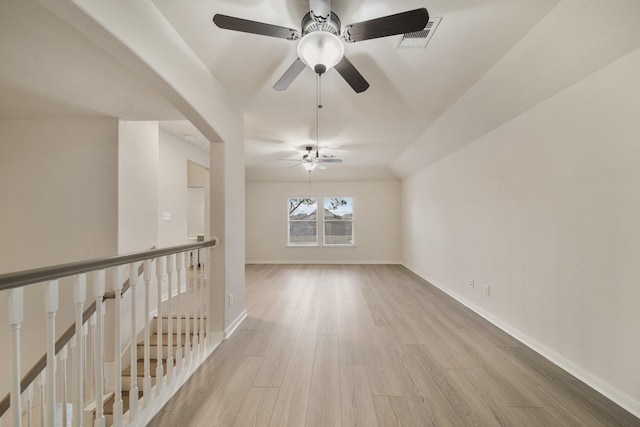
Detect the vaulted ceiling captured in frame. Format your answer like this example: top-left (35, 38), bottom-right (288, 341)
top-left (2, 0), bottom-right (639, 182)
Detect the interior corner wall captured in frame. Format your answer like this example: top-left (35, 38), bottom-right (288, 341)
top-left (0, 117), bottom-right (118, 398)
top-left (245, 180), bottom-right (402, 264)
top-left (118, 121), bottom-right (159, 254)
top-left (401, 48), bottom-right (640, 415)
top-left (157, 128), bottom-right (210, 248)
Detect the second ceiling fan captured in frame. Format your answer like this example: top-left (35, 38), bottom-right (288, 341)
top-left (213, 0), bottom-right (429, 93)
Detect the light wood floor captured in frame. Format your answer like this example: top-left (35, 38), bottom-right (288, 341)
top-left (149, 264), bottom-right (639, 426)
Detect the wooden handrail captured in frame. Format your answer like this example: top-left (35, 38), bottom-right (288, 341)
top-left (0, 239), bottom-right (217, 419)
top-left (0, 238), bottom-right (217, 292)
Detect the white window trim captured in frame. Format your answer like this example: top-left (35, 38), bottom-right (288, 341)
top-left (287, 196), bottom-right (319, 247)
top-left (323, 196), bottom-right (355, 247)
top-left (286, 196), bottom-right (355, 248)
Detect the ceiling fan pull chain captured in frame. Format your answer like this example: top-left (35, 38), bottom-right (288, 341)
top-left (316, 73), bottom-right (321, 153)
top-left (318, 72), bottom-right (323, 109)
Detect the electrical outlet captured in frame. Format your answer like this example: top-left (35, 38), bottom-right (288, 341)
top-left (469, 279), bottom-right (474, 288)
top-left (228, 293), bottom-right (234, 306)
top-left (483, 285), bottom-right (490, 296)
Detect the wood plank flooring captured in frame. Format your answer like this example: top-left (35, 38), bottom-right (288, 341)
top-left (149, 264), bottom-right (639, 426)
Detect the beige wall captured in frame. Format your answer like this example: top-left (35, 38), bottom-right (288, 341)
top-left (118, 121), bottom-right (159, 253)
top-left (401, 48), bottom-right (640, 415)
top-left (0, 0), bottom-right (246, 416)
top-left (0, 117), bottom-right (119, 398)
top-left (0, 118), bottom-right (118, 271)
top-left (246, 180), bottom-right (401, 264)
top-left (118, 124), bottom-right (211, 251)
top-left (157, 129), bottom-right (209, 248)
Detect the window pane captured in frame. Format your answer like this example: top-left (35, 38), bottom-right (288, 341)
top-left (289, 221), bottom-right (317, 243)
top-left (324, 221), bottom-right (353, 245)
top-left (289, 197), bottom-right (317, 220)
top-left (323, 197), bottom-right (353, 245)
top-left (288, 197), bottom-right (317, 245)
top-left (323, 197), bottom-right (353, 220)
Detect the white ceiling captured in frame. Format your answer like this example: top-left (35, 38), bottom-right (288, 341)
top-left (2, 0), bottom-right (640, 182)
top-left (151, 0), bottom-right (562, 181)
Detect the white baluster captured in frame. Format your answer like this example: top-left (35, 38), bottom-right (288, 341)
top-left (25, 384), bottom-right (33, 427)
top-left (69, 340), bottom-right (75, 425)
top-left (184, 252), bottom-right (192, 367)
top-left (128, 263), bottom-right (139, 419)
top-left (191, 252), bottom-right (198, 357)
top-left (60, 345), bottom-right (69, 427)
top-left (45, 280), bottom-right (59, 427)
top-left (155, 257), bottom-right (165, 393)
top-left (204, 247), bottom-right (210, 343)
top-left (166, 254), bottom-right (175, 383)
top-left (8, 288), bottom-right (24, 427)
top-left (38, 371), bottom-right (46, 427)
top-left (198, 249), bottom-right (205, 354)
top-left (73, 274), bottom-right (86, 427)
top-left (175, 253), bottom-right (183, 375)
top-left (88, 314), bottom-right (96, 404)
top-left (92, 270), bottom-right (105, 427)
top-left (82, 322), bottom-right (90, 404)
top-left (143, 260), bottom-right (152, 401)
top-left (112, 266), bottom-right (123, 427)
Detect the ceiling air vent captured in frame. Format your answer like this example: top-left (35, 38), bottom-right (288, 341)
top-left (396, 17), bottom-right (442, 49)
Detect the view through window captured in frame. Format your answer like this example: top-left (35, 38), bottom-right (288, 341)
top-left (324, 197), bottom-right (354, 245)
top-left (288, 197), bottom-right (317, 245)
top-left (287, 197), bottom-right (354, 246)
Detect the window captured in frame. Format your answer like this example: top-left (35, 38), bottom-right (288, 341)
top-left (324, 197), bottom-right (354, 245)
top-left (287, 196), bottom-right (354, 246)
top-left (288, 197), bottom-right (317, 245)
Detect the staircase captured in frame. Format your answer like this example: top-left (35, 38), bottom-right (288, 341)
top-left (1, 242), bottom-right (217, 427)
top-left (98, 312), bottom-right (204, 426)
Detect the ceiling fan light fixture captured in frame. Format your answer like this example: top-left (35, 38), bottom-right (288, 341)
top-left (297, 31), bottom-right (344, 73)
top-left (303, 161), bottom-right (317, 171)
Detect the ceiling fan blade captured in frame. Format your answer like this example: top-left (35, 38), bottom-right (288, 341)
top-left (310, 0), bottom-right (332, 23)
top-left (213, 14), bottom-right (300, 40)
top-left (317, 158), bottom-right (342, 163)
top-left (273, 58), bottom-right (306, 91)
top-left (343, 8), bottom-right (429, 43)
top-left (288, 162), bottom-right (304, 168)
top-left (317, 163), bottom-right (327, 170)
top-left (334, 56), bottom-right (369, 93)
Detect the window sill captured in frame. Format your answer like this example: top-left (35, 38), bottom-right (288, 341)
top-left (286, 244), bottom-right (356, 248)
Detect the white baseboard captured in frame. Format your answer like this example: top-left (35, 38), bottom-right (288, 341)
top-left (225, 310), bottom-right (247, 339)
top-left (402, 263), bottom-right (640, 419)
top-left (246, 260), bottom-right (402, 265)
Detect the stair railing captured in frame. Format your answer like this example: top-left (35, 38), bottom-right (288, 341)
top-left (0, 238), bottom-right (218, 427)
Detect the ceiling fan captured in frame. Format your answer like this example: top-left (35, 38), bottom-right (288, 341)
top-left (213, 0), bottom-right (429, 93)
top-left (282, 146), bottom-right (342, 172)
